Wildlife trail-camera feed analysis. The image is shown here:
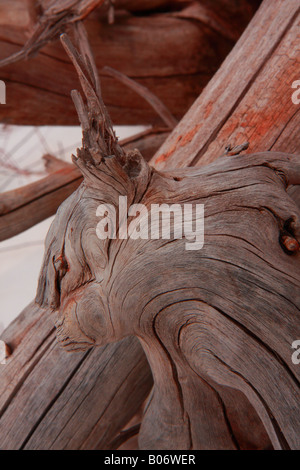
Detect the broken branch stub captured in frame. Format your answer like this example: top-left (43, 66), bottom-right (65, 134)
top-left (36, 35), bottom-right (300, 449)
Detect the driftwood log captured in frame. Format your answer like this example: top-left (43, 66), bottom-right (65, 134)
top-left (0, 302), bottom-right (152, 450)
top-left (0, 0), bottom-right (260, 238)
top-left (0, 0), bottom-right (299, 450)
top-left (36, 143), bottom-right (300, 450)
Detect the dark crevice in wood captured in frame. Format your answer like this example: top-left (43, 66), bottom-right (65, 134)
top-left (185, 413), bottom-right (193, 450)
top-left (40, 344), bottom-right (112, 448)
top-left (211, 388), bottom-right (240, 450)
top-left (205, 231), bottom-right (299, 287)
top-left (107, 423), bottom-right (141, 450)
top-left (152, 311), bottom-right (185, 415)
top-left (176, 296), bottom-right (299, 390)
top-left (205, 232), bottom-right (264, 255)
top-left (211, 300), bottom-right (300, 388)
top-left (212, 354), bottom-right (291, 450)
top-left (184, 356), bottom-right (270, 450)
top-left (189, 365), bottom-right (241, 450)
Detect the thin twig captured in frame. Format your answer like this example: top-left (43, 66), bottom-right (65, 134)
top-left (73, 21), bottom-right (102, 98)
top-left (103, 66), bottom-right (178, 130)
top-left (119, 127), bottom-right (169, 146)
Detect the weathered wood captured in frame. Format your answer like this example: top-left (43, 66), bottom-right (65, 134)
top-left (0, 0), bottom-right (252, 125)
top-left (116, 0), bottom-right (182, 12)
top-left (0, 0), bottom-right (105, 66)
top-left (123, 129), bottom-right (170, 161)
top-left (103, 66), bottom-right (178, 129)
top-left (0, 302), bottom-right (152, 450)
top-left (1, 0), bottom-right (298, 451)
top-left (169, 0), bottom-right (262, 42)
top-left (0, 340), bottom-right (10, 365)
top-left (35, 128), bottom-right (300, 449)
top-left (0, 21), bottom-right (264, 449)
top-left (0, 0), bottom-right (35, 28)
top-left (0, 164), bottom-right (82, 241)
top-left (152, 0), bottom-right (300, 169)
top-left (0, 129), bottom-right (169, 242)
top-left (33, 32), bottom-right (300, 450)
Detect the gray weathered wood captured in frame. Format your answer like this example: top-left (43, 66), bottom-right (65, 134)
top-left (37, 144), bottom-right (300, 449)
top-left (0, 302), bottom-right (152, 450)
top-left (1, 0), bottom-right (299, 450)
top-left (34, 33), bottom-right (300, 449)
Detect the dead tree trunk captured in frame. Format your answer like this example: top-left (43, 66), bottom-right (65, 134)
top-left (0, 0), bottom-right (299, 450)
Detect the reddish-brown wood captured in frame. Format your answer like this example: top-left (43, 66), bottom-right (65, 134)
top-left (152, 0), bottom-right (300, 169)
top-left (0, 0), bottom-right (259, 125)
top-left (0, 163), bottom-right (82, 242)
top-left (0, 303), bottom-right (152, 450)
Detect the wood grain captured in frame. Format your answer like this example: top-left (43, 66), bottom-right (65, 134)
top-left (0, 0), bottom-right (299, 450)
top-left (0, 1), bottom-right (245, 125)
top-left (0, 302), bottom-right (152, 450)
top-left (0, 129), bottom-right (169, 241)
top-left (33, 32), bottom-right (300, 449)
top-left (152, 0), bottom-right (300, 169)
top-left (35, 146), bottom-right (300, 449)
